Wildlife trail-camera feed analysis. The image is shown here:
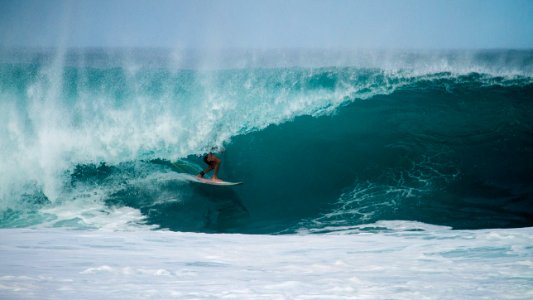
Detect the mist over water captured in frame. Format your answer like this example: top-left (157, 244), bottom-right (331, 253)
top-left (0, 48), bottom-right (532, 233)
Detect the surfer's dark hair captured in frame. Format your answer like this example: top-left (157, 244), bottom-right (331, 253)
top-left (203, 154), bottom-right (209, 164)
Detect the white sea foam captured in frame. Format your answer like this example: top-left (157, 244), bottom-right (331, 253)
top-left (0, 224), bottom-right (532, 299)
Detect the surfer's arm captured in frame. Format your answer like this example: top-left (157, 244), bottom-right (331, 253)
top-left (197, 166), bottom-right (213, 178)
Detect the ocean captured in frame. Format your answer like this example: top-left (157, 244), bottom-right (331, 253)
top-left (0, 48), bottom-right (532, 299)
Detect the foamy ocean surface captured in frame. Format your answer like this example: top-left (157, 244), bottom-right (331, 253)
top-left (1, 49), bottom-right (532, 299)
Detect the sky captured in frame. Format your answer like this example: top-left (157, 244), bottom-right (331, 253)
top-left (0, 0), bottom-right (532, 49)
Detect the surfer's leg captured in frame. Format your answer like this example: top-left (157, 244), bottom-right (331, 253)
top-left (212, 161), bottom-right (221, 181)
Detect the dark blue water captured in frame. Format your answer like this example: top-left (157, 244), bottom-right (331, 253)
top-left (1, 49), bottom-right (532, 233)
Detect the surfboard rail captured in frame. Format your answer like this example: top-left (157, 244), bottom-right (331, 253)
top-left (183, 174), bottom-right (243, 186)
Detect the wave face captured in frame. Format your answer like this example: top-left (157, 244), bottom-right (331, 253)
top-left (1, 49), bottom-right (532, 233)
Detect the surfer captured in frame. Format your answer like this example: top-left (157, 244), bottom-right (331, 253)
top-left (197, 153), bottom-right (222, 182)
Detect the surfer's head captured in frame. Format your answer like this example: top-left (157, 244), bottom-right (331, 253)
top-left (203, 153), bottom-right (214, 166)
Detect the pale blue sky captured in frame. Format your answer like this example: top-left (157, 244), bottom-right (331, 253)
top-left (1, 0), bottom-right (532, 49)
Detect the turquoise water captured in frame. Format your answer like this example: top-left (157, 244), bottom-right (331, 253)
top-left (0, 49), bottom-right (532, 233)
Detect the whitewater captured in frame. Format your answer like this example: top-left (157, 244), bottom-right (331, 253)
top-left (1, 48), bottom-right (532, 298)
top-left (1, 224), bottom-right (532, 299)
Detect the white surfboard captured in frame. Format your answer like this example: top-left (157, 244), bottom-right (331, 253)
top-left (183, 174), bottom-right (243, 186)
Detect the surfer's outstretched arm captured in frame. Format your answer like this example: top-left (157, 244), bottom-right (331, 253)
top-left (197, 166), bottom-right (213, 178)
